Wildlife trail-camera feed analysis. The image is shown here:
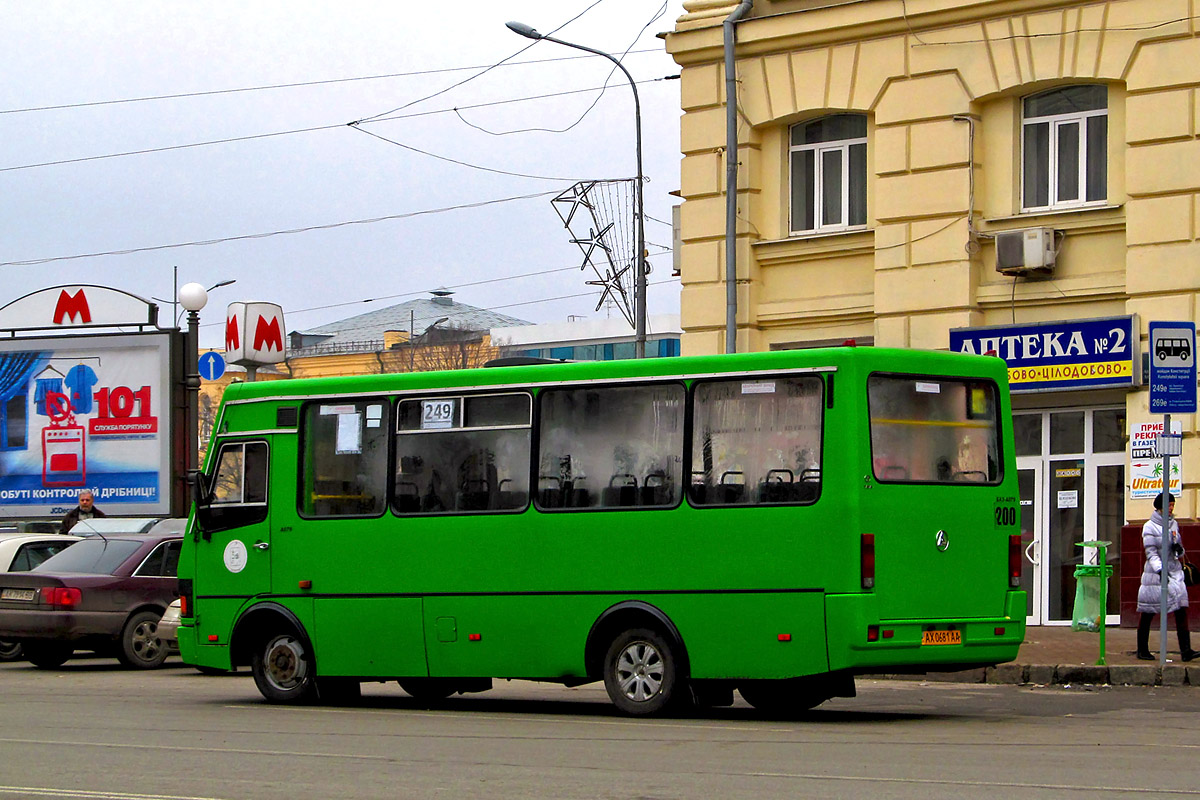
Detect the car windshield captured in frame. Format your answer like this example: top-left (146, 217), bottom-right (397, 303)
top-left (72, 518), bottom-right (159, 536)
top-left (33, 538), bottom-right (143, 575)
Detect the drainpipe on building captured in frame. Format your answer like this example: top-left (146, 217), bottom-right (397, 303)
top-left (724, 0), bottom-right (753, 354)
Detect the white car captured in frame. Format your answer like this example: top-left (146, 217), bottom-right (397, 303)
top-left (157, 599), bottom-right (181, 648)
top-left (0, 532), bottom-right (80, 661)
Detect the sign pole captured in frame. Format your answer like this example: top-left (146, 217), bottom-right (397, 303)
top-left (1159, 413), bottom-right (1172, 667)
top-left (1148, 320), bottom-right (1196, 665)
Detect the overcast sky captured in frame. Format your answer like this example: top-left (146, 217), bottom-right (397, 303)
top-left (0, 1), bottom-right (686, 347)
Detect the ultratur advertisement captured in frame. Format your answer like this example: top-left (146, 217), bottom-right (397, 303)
top-left (0, 333), bottom-right (173, 518)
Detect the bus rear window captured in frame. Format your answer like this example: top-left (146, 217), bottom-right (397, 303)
top-left (868, 375), bottom-right (1000, 484)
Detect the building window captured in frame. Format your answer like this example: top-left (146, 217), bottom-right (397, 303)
top-left (789, 114), bottom-right (867, 234)
top-left (1022, 85), bottom-right (1107, 211)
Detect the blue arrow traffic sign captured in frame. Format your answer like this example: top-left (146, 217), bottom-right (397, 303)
top-left (198, 351), bottom-right (227, 382)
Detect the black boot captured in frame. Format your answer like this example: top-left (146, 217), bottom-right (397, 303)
top-left (1176, 610), bottom-right (1197, 662)
top-left (1137, 613), bottom-right (1155, 660)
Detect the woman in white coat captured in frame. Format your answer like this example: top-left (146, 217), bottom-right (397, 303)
top-left (1136, 493), bottom-right (1196, 661)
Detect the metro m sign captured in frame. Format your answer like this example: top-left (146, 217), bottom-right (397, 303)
top-left (225, 302), bottom-right (286, 365)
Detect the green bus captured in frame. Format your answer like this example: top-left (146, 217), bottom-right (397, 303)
top-left (178, 347), bottom-right (1025, 715)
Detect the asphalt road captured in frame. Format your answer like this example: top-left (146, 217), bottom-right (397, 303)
top-left (1, 656), bottom-right (1198, 800)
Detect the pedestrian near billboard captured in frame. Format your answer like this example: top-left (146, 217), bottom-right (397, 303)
top-left (58, 490), bottom-right (105, 534)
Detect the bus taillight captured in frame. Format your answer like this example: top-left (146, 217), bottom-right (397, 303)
top-left (1008, 535), bottom-right (1022, 588)
top-left (861, 533), bottom-right (876, 589)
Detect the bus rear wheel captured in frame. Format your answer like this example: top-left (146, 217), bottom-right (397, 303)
top-left (252, 631), bottom-right (317, 703)
top-left (603, 628), bottom-right (682, 716)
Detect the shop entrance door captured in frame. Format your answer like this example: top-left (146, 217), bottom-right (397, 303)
top-left (1017, 462), bottom-right (1044, 625)
top-left (1012, 408), bottom-right (1126, 626)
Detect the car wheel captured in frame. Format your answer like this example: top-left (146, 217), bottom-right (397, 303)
top-left (24, 641), bottom-right (73, 669)
top-left (0, 640), bottom-right (23, 662)
top-left (398, 678), bottom-right (456, 704)
top-left (117, 610), bottom-right (170, 669)
top-left (602, 627), bottom-right (683, 716)
top-left (252, 630), bottom-right (318, 703)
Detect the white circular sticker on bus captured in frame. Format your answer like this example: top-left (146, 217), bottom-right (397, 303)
top-left (223, 540), bottom-right (248, 574)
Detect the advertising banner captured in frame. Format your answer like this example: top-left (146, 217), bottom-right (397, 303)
top-left (1129, 420), bottom-right (1183, 500)
top-left (949, 315), bottom-right (1139, 392)
top-left (0, 333), bottom-right (173, 518)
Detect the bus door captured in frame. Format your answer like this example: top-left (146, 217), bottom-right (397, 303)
top-left (193, 439), bottom-right (272, 598)
top-left (864, 375), bottom-right (1010, 621)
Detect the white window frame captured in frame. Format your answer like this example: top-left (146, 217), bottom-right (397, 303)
top-left (1021, 88), bottom-right (1108, 212)
top-left (788, 118), bottom-right (867, 236)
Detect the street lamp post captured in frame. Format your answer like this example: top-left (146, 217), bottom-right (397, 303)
top-left (178, 283), bottom-right (208, 484)
top-left (506, 21), bottom-right (647, 358)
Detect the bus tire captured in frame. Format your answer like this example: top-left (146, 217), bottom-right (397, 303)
top-left (603, 628), bottom-right (682, 716)
top-left (398, 678), bottom-right (456, 704)
top-left (24, 642), bottom-right (73, 669)
top-left (252, 630), bottom-right (318, 703)
top-left (117, 610), bottom-right (170, 669)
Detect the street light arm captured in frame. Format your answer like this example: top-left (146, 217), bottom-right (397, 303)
top-left (504, 22), bottom-right (647, 358)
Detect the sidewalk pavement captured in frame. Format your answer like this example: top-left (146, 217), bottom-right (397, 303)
top-left (883, 625), bottom-right (1200, 687)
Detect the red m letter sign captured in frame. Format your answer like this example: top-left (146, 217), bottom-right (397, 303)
top-left (253, 315), bottom-right (283, 353)
top-left (53, 289), bottom-right (92, 325)
top-left (225, 315), bottom-right (240, 351)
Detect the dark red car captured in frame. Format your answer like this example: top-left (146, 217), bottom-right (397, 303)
top-left (0, 521), bottom-right (183, 669)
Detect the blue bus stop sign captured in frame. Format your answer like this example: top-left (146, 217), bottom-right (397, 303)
top-left (198, 351), bottom-right (227, 382)
top-left (1149, 321), bottom-right (1197, 414)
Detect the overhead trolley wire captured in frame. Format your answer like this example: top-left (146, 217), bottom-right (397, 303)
top-left (0, 78), bottom-right (676, 175)
top-left (0, 49), bottom-right (664, 116)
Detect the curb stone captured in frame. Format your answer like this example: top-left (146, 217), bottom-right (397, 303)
top-left (925, 667), bottom-right (986, 683)
top-left (1161, 665), bottom-right (1188, 686)
top-left (1109, 665), bottom-right (1159, 686)
top-left (1026, 665), bottom-right (1056, 685)
top-left (987, 663), bottom-right (1027, 684)
top-left (1055, 664), bottom-right (1109, 685)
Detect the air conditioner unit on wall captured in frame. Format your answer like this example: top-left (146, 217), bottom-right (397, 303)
top-left (995, 227), bottom-right (1056, 276)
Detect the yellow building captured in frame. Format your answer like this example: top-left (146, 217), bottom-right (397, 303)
top-left (667, 0), bottom-right (1198, 625)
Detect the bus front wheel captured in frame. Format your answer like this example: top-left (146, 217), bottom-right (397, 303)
top-left (603, 628), bottom-right (682, 716)
top-left (252, 631), bottom-right (317, 703)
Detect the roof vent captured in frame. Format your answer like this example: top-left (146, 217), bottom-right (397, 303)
top-left (431, 287), bottom-right (454, 306)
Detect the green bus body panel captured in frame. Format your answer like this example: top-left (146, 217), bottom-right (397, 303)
top-left (314, 597), bottom-right (427, 676)
top-left (181, 347), bottom-right (1024, 684)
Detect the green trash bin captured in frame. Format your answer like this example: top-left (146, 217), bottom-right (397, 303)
top-left (1071, 563), bottom-right (1113, 633)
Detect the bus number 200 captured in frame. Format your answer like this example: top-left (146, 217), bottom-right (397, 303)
top-left (994, 506), bottom-right (1017, 526)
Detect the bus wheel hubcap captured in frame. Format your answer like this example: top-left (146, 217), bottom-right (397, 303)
top-left (264, 636), bottom-right (307, 690)
top-left (616, 642), bottom-right (663, 702)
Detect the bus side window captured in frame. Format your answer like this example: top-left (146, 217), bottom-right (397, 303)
top-left (536, 384), bottom-right (684, 511)
top-left (394, 393), bottom-right (531, 516)
top-left (690, 377), bottom-right (824, 507)
top-left (300, 401), bottom-right (388, 518)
